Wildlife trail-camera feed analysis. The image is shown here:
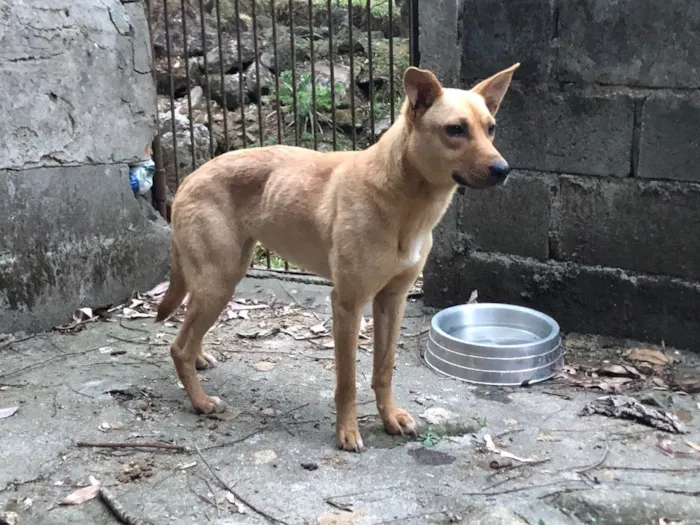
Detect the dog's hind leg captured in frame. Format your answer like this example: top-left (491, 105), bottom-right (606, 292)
top-left (170, 237), bottom-right (255, 415)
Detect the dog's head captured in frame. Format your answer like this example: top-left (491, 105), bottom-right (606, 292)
top-left (401, 63), bottom-right (519, 189)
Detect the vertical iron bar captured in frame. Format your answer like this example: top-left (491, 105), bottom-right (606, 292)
top-left (163, 0), bottom-right (180, 187)
top-left (327, 0), bottom-right (336, 150)
top-left (251, 0), bottom-right (264, 147)
top-left (308, 0), bottom-right (317, 149)
top-left (367, 0), bottom-right (375, 143)
top-left (234, 0), bottom-right (247, 147)
top-left (271, 0), bottom-right (283, 144)
top-left (214, 0), bottom-right (229, 152)
top-left (347, 0), bottom-right (356, 149)
top-left (199, 0), bottom-right (215, 158)
top-left (388, 0), bottom-right (395, 123)
top-left (146, 0), bottom-right (166, 219)
top-left (408, 0), bottom-right (418, 66)
top-left (266, 251), bottom-right (271, 269)
top-left (289, 0), bottom-right (300, 146)
top-left (180, 0), bottom-right (197, 167)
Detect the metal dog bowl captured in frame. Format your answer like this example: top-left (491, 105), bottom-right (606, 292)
top-left (425, 303), bottom-right (562, 386)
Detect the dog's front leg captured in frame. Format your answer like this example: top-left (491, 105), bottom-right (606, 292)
top-left (331, 288), bottom-right (364, 452)
top-left (372, 285), bottom-right (417, 437)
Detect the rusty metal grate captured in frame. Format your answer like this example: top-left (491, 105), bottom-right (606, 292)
top-left (147, 0), bottom-right (419, 271)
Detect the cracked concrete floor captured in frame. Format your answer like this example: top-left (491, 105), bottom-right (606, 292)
top-left (1, 276), bottom-right (700, 525)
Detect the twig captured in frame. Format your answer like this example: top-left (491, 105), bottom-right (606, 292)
top-left (464, 480), bottom-right (581, 497)
top-left (0, 334), bottom-right (40, 350)
top-left (98, 486), bottom-right (146, 525)
top-left (602, 465), bottom-right (700, 473)
top-left (77, 441), bottom-right (187, 452)
top-left (541, 390), bottom-right (573, 400)
top-left (0, 345), bottom-right (105, 379)
top-left (404, 325), bottom-right (429, 338)
top-left (194, 444), bottom-right (289, 525)
top-left (119, 317), bottom-right (151, 334)
top-left (108, 333), bottom-right (170, 346)
top-left (575, 434), bottom-right (609, 474)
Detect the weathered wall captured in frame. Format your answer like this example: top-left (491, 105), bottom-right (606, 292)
top-left (0, 0), bottom-right (170, 333)
top-left (420, 0), bottom-right (700, 349)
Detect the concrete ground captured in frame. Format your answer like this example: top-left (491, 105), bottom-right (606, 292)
top-left (1, 274), bottom-right (700, 525)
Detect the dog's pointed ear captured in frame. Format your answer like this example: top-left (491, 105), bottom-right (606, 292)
top-left (403, 67), bottom-right (443, 115)
top-left (471, 63), bottom-right (520, 116)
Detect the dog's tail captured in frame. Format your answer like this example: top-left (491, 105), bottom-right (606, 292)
top-left (155, 241), bottom-right (187, 323)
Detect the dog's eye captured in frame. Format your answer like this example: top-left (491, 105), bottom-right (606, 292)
top-left (488, 123), bottom-right (496, 136)
top-left (445, 124), bottom-right (466, 137)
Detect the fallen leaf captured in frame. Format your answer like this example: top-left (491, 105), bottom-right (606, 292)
top-left (98, 421), bottom-right (123, 432)
top-left (237, 327), bottom-right (279, 339)
top-left (484, 434), bottom-right (538, 463)
top-left (536, 431), bottom-right (559, 442)
top-left (467, 289), bottom-right (478, 304)
top-left (600, 364), bottom-right (642, 378)
top-left (0, 407), bottom-right (18, 419)
top-left (145, 281), bottom-right (169, 298)
top-left (177, 461), bottom-right (197, 470)
top-left (60, 476), bottom-right (100, 505)
top-left (0, 511), bottom-right (19, 525)
top-left (121, 307), bottom-right (155, 319)
top-left (98, 346), bottom-right (117, 354)
top-left (627, 348), bottom-right (672, 366)
top-left (252, 361), bottom-right (275, 372)
top-left (225, 491), bottom-right (247, 513)
top-left (73, 308), bottom-right (94, 322)
top-left (253, 449), bottom-right (277, 464)
top-left (685, 440), bottom-right (700, 452)
top-left (310, 323), bottom-right (327, 335)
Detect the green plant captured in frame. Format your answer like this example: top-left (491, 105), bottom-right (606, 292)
top-left (418, 427), bottom-right (441, 448)
top-left (278, 70), bottom-right (346, 133)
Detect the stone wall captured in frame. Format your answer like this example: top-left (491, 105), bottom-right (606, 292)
top-left (0, 0), bottom-right (171, 333)
top-left (420, 0), bottom-right (700, 349)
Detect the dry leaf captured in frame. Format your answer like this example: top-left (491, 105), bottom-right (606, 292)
top-left (252, 361), bottom-right (275, 372)
top-left (536, 431), bottom-right (559, 442)
top-left (627, 348), bottom-right (672, 366)
top-left (660, 518), bottom-right (685, 525)
top-left (310, 323), bottom-right (327, 335)
top-left (467, 289), bottom-right (478, 304)
top-left (73, 308), bottom-right (94, 321)
top-left (225, 491), bottom-right (247, 513)
top-left (0, 407), bottom-right (18, 419)
top-left (60, 476), bottom-right (100, 505)
top-left (685, 440), bottom-right (700, 452)
top-left (121, 307), bottom-right (155, 319)
top-left (253, 449), bottom-right (277, 464)
top-left (484, 434), bottom-right (538, 463)
top-left (145, 281), bottom-right (169, 298)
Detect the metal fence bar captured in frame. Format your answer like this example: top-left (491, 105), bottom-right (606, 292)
top-left (234, 0), bottom-right (247, 148)
top-left (179, 0), bottom-right (197, 168)
top-left (162, 0), bottom-right (180, 189)
top-left (214, 0), bottom-right (229, 151)
top-left (251, 0), bottom-right (264, 147)
top-left (198, 0), bottom-right (215, 159)
top-left (308, 0), bottom-right (318, 149)
top-left (388, 0), bottom-right (395, 123)
top-left (289, 0), bottom-right (300, 146)
top-left (347, 0), bottom-right (357, 150)
top-left (327, 0), bottom-right (337, 150)
top-left (366, 0), bottom-right (375, 144)
top-left (271, 0), bottom-right (283, 145)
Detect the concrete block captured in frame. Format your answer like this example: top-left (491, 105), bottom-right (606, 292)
top-left (558, 0), bottom-right (700, 88)
top-left (0, 166), bottom-right (171, 333)
top-left (638, 92), bottom-right (700, 182)
top-left (457, 172), bottom-right (554, 260)
top-left (0, 0), bottom-right (156, 169)
top-left (552, 176), bottom-right (700, 281)
top-left (459, 0), bottom-right (555, 85)
top-left (497, 84), bottom-right (634, 177)
top-left (418, 0), bottom-right (460, 86)
top-left (423, 251), bottom-right (700, 350)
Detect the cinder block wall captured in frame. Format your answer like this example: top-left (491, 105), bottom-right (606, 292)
top-left (420, 0), bottom-right (700, 349)
top-left (0, 0), bottom-right (171, 333)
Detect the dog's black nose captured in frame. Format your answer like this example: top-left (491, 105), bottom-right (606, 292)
top-left (488, 160), bottom-right (511, 183)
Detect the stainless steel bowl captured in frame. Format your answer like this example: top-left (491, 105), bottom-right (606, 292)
top-left (424, 303), bottom-right (563, 386)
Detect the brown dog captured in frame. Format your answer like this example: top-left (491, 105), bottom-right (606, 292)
top-left (156, 63), bottom-right (519, 452)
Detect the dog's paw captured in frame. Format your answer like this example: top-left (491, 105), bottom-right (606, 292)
top-left (192, 395), bottom-right (227, 415)
top-left (195, 352), bottom-right (218, 370)
top-left (381, 408), bottom-right (417, 437)
top-left (336, 423), bottom-right (365, 453)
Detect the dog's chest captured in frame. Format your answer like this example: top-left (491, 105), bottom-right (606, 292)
top-left (399, 235), bottom-right (425, 267)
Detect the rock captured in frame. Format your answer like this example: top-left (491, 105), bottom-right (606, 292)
top-left (154, 56), bottom-right (202, 97)
top-left (152, 12), bottom-right (228, 59)
top-left (549, 488), bottom-right (700, 524)
top-left (458, 506), bottom-right (528, 525)
top-left (335, 109), bottom-right (362, 133)
top-left (336, 26), bottom-right (367, 54)
top-left (253, 449), bottom-right (277, 465)
top-left (356, 67), bottom-right (389, 98)
top-left (639, 391), bottom-right (674, 410)
top-left (204, 34), bottom-right (256, 74)
top-left (159, 113), bottom-right (216, 193)
top-left (260, 26), bottom-right (310, 73)
top-left (419, 407), bottom-right (456, 426)
top-left (204, 73), bottom-right (248, 110)
top-left (245, 62), bottom-right (276, 100)
top-left (374, 115), bottom-right (393, 140)
top-left (371, 30), bottom-right (385, 41)
top-left (313, 61), bottom-right (353, 108)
